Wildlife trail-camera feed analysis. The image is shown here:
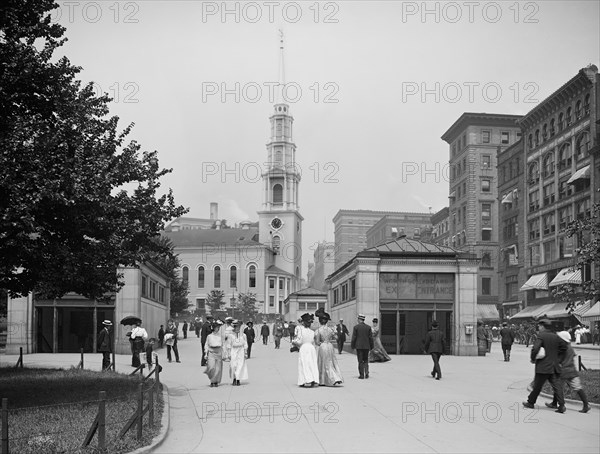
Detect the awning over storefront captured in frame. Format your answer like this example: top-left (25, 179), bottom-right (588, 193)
top-left (572, 300), bottom-right (594, 322)
top-left (543, 302), bottom-right (572, 319)
top-left (476, 304), bottom-right (500, 321)
top-left (549, 268), bottom-right (582, 287)
top-left (509, 303), bottom-right (555, 320)
top-left (520, 273), bottom-right (548, 291)
top-left (567, 165), bottom-right (591, 184)
top-left (502, 300), bottom-right (522, 307)
top-left (581, 301), bottom-right (600, 322)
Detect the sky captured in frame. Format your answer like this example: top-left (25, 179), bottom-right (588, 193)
top-left (51, 0), bottom-right (600, 276)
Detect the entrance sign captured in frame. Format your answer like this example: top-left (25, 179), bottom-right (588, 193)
top-left (380, 273), bottom-right (454, 301)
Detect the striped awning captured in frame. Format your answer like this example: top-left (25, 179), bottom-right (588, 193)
top-left (449, 191), bottom-right (456, 199)
top-left (573, 300), bottom-right (594, 322)
top-left (543, 302), bottom-right (572, 319)
top-left (476, 304), bottom-right (500, 321)
top-left (549, 268), bottom-right (582, 287)
top-left (520, 273), bottom-right (548, 291)
top-left (581, 302), bottom-right (600, 321)
top-left (509, 303), bottom-right (555, 320)
top-left (567, 165), bottom-right (590, 184)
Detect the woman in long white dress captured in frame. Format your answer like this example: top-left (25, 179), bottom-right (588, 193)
top-left (294, 313), bottom-right (320, 387)
top-left (204, 321), bottom-right (224, 387)
top-left (227, 320), bottom-right (248, 386)
top-left (314, 309), bottom-right (343, 386)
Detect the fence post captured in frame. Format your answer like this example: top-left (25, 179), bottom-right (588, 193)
top-left (80, 348), bottom-right (84, 369)
top-left (112, 351), bottom-right (116, 371)
top-left (98, 391), bottom-right (106, 450)
top-left (148, 385), bottom-right (154, 429)
top-left (1, 398), bottom-right (8, 454)
top-left (15, 347), bottom-right (23, 368)
top-left (155, 357), bottom-right (160, 386)
top-left (137, 383), bottom-right (143, 440)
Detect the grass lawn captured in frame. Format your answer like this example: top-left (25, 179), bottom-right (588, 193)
top-left (542, 369), bottom-right (600, 405)
top-left (0, 367), bottom-right (163, 453)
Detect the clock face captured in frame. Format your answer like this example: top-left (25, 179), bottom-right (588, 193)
top-left (270, 217), bottom-right (282, 229)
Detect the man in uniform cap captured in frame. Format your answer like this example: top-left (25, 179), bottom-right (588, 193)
top-left (350, 314), bottom-right (373, 379)
top-left (97, 320), bottom-right (113, 371)
top-left (523, 318), bottom-right (567, 412)
top-left (500, 321), bottom-right (515, 362)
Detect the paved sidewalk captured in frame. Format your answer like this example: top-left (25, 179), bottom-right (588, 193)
top-left (2, 339), bottom-right (599, 453)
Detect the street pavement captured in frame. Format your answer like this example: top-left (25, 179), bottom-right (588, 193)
top-left (2, 338), bottom-right (599, 453)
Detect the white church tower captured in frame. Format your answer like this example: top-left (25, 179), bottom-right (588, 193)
top-left (258, 31), bottom-right (303, 290)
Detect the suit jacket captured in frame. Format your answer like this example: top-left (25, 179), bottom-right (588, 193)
top-left (165, 325), bottom-right (178, 345)
top-left (351, 322), bottom-right (374, 350)
top-left (260, 325), bottom-right (270, 336)
top-left (499, 327), bottom-right (515, 345)
top-left (336, 323), bottom-right (349, 342)
top-left (200, 322), bottom-right (212, 345)
top-left (424, 328), bottom-right (445, 354)
top-left (97, 328), bottom-right (112, 352)
top-left (244, 327), bottom-right (256, 343)
top-left (530, 331), bottom-right (567, 374)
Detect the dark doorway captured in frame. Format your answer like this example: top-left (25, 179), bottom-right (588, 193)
top-left (380, 310), bottom-right (453, 354)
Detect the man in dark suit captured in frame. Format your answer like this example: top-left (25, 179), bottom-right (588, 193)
top-left (424, 320), bottom-right (445, 380)
top-left (244, 322), bottom-right (256, 358)
top-left (499, 322), bottom-right (515, 361)
top-left (97, 320), bottom-right (113, 371)
top-left (200, 315), bottom-right (214, 366)
top-left (350, 314), bottom-right (374, 379)
top-left (523, 318), bottom-right (567, 413)
top-left (260, 321), bottom-right (270, 345)
top-left (336, 319), bottom-right (350, 354)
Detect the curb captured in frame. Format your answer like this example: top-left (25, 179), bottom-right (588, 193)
top-left (526, 383), bottom-right (600, 410)
top-left (129, 383), bottom-right (170, 454)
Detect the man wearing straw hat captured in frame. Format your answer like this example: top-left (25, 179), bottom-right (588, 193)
top-left (351, 314), bottom-right (374, 379)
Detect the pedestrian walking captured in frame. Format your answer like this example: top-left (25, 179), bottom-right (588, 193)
top-left (130, 321), bottom-right (148, 368)
top-left (350, 314), bottom-right (374, 379)
top-left (335, 319), bottom-right (349, 354)
top-left (500, 321), bottom-right (515, 361)
top-left (260, 321), bottom-right (270, 345)
top-left (200, 315), bottom-right (214, 366)
top-left (97, 320), bottom-right (112, 371)
top-left (165, 319), bottom-right (181, 363)
top-left (182, 320), bottom-right (188, 339)
top-left (545, 331), bottom-right (590, 413)
top-left (273, 320), bottom-right (284, 349)
top-left (485, 324), bottom-right (493, 353)
top-left (288, 320), bottom-right (296, 342)
top-left (157, 325), bottom-right (165, 348)
top-left (424, 320), bottom-right (445, 380)
top-left (369, 318), bottom-right (391, 362)
top-left (314, 308), bottom-right (343, 386)
top-left (477, 321), bottom-right (487, 354)
top-left (227, 320), bottom-right (248, 386)
top-left (204, 320), bottom-right (224, 387)
top-left (194, 317), bottom-right (202, 338)
top-left (244, 321), bottom-right (256, 358)
top-left (523, 318), bottom-right (567, 413)
top-left (294, 313), bottom-right (319, 387)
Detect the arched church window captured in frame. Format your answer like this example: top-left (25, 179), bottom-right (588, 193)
top-left (182, 266), bottom-right (189, 287)
top-left (273, 184), bottom-right (283, 203)
top-left (275, 149), bottom-right (282, 163)
top-left (248, 265), bottom-right (256, 288)
top-left (272, 235), bottom-right (281, 252)
top-left (198, 266), bottom-right (205, 288)
top-left (230, 266), bottom-right (237, 288)
top-left (214, 266), bottom-right (221, 288)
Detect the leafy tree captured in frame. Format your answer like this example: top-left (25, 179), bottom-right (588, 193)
top-left (206, 290), bottom-right (225, 315)
top-left (237, 292), bottom-right (258, 321)
top-left (0, 0), bottom-right (187, 300)
top-left (552, 196), bottom-right (599, 311)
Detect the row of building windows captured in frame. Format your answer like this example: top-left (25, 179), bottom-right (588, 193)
top-left (450, 228), bottom-right (493, 246)
top-left (527, 199), bottom-right (591, 241)
top-left (528, 181), bottom-right (590, 213)
top-left (332, 277), bottom-right (356, 306)
top-left (181, 265), bottom-right (257, 289)
top-left (141, 275), bottom-right (166, 304)
top-left (527, 95), bottom-right (591, 149)
top-left (499, 157), bottom-right (522, 184)
top-left (527, 236), bottom-right (579, 266)
top-left (527, 134), bottom-right (590, 185)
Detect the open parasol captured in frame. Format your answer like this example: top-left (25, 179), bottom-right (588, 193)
top-left (120, 315), bottom-right (142, 326)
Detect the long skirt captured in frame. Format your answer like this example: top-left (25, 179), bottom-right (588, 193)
top-left (230, 346), bottom-right (248, 380)
top-left (317, 342), bottom-right (343, 386)
top-left (297, 344), bottom-right (319, 386)
top-left (205, 348), bottom-right (223, 384)
top-left (369, 337), bottom-right (391, 362)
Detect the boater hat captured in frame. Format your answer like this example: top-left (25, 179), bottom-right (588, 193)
top-left (357, 314), bottom-right (366, 321)
top-left (557, 331), bottom-right (571, 343)
top-left (102, 320), bottom-right (112, 326)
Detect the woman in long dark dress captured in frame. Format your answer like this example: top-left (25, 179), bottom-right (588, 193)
top-left (369, 318), bottom-right (391, 362)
